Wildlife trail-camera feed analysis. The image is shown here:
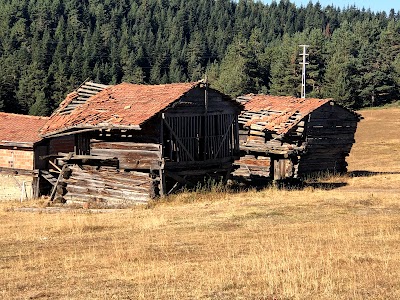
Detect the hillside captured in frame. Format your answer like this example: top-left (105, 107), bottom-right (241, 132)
top-left (1, 0), bottom-right (400, 115)
top-left (0, 108), bottom-right (399, 298)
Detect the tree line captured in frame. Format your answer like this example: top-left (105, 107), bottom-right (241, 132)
top-left (0, 0), bottom-right (399, 116)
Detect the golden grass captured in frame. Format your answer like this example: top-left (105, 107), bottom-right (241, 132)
top-left (1, 108), bottom-right (400, 299)
top-left (347, 108), bottom-right (400, 172)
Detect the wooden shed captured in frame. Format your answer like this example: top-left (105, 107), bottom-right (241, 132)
top-left (39, 81), bottom-right (241, 205)
top-left (233, 95), bottom-right (361, 181)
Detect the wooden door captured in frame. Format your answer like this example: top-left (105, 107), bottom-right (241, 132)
top-left (162, 113), bottom-right (238, 162)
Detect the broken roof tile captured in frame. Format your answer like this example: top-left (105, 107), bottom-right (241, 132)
top-left (41, 82), bottom-right (200, 136)
top-left (238, 94), bottom-right (331, 134)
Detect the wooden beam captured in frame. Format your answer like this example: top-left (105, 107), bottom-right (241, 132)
top-left (167, 182), bottom-right (181, 195)
top-left (162, 116), bottom-right (195, 161)
top-left (84, 82), bottom-right (109, 89)
top-left (50, 165), bottom-right (67, 201)
top-left (0, 142), bottom-right (34, 148)
top-left (48, 160), bottom-right (62, 173)
top-left (213, 116), bottom-right (235, 159)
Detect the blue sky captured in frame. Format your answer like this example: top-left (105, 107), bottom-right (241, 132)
top-left (262, 1), bottom-right (397, 13)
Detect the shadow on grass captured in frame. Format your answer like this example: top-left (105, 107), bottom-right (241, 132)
top-left (276, 170), bottom-right (400, 191)
top-left (232, 176), bottom-right (349, 191)
top-left (229, 170), bottom-right (400, 193)
top-left (305, 182), bottom-right (348, 190)
top-left (348, 170), bottom-right (400, 177)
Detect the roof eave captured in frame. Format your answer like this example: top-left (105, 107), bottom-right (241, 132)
top-left (0, 141), bottom-right (35, 148)
top-left (42, 124), bottom-right (142, 138)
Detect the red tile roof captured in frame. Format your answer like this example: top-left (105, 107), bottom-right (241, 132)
top-left (41, 82), bottom-right (201, 136)
top-left (0, 112), bottom-right (49, 146)
top-left (238, 94), bottom-right (331, 134)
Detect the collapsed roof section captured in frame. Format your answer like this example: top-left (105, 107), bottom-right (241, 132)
top-left (40, 81), bottom-right (201, 138)
top-left (56, 81), bottom-right (110, 116)
top-left (237, 94), bottom-right (332, 136)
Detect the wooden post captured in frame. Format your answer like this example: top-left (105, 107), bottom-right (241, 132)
top-left (50, 165), bottom-right (67, 201)
top-left (204, 75), bottom-right (208, 114)
top-left (32, 176), bottom-right (40, 198)
top-left (20, 182), bottom-right (26, 202)
top-left (159, 160), bottom-right (166, 197)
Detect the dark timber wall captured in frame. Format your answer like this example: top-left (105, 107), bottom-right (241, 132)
top-left (298, 103), bottom-right (359, 175)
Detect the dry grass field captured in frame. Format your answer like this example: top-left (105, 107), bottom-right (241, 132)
top-left (1, 108), bottom-right (400, 299)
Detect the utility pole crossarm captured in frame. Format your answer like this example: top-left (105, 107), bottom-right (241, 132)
top-left (299, 45), bottom-right (309, 99)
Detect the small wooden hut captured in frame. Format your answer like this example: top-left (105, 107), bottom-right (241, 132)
top-left (234, 95), bottom-right (361, 181)
top-left (39, 81), bottom-right (241, 205)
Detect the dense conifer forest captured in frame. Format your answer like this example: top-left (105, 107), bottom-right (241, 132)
top-left (0, 0), bottom-right (399, 116)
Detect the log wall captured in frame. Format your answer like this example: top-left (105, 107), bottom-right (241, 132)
top-left (232, 155), bottom-right (271, 179)
top-left (298, 103), bottom-right (359, 175)
top-left (63, 165), bottom-right (152, 205)
top-left (90, 141), bottom-right (162, 171)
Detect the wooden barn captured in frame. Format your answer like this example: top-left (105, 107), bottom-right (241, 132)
top-left (233, 95), bottom-right (361, 181)
top-left (39, 81), bottom-right (241, 205)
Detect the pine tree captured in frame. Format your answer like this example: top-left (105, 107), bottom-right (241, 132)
top-left (323, 52), bottom-right (357, 107)
top-left (322, 22), bottom-right (358, 107)
top-left (186, 31), bottom-right (207, 81)
top-left (269, 35), bottom-right (301, 97)
top-left (29, 89), bottom-right (51, 116)
top-left (374, 20), bottom-right (400, 105)
top-left (212, 34), bottom-right (263, 97)
top-left (16, 62), bottom-right (47, 114)
top-left (0, 0), bottom-right (398, 115)
top-left (169, 58), bottom-right (186, 83)
top-left (0, 56), bottom-right (19, 112)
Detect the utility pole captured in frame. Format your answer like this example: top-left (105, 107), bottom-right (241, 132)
top-left (299, 45), bottom-right (309, 99)
top-left (204, 74), bottom-right (208, 114)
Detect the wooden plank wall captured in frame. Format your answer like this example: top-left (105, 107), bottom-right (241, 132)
top-left (163, 113), bottom-right (237, 163)
top-left (63, 165), bottom-right (152, 205)
top-left (90, 140), bottom-right (161, 170)
top-left (54, 139), bottom-right (162, 205)
top-left (298, 104), bottom-right (359, 175)
top-left (232, 155), bottom-right (271, 179)
top-left (49, 136), bottom-right (75, 155)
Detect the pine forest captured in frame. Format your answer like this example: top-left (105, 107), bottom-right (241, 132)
top-left (0, 0), bottom-right (400, 116)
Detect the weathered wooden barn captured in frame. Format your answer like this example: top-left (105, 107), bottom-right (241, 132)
top-left (39, 81), bottom-right (241, 205)
top-left (233, 95), bottom-right (361, 181)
